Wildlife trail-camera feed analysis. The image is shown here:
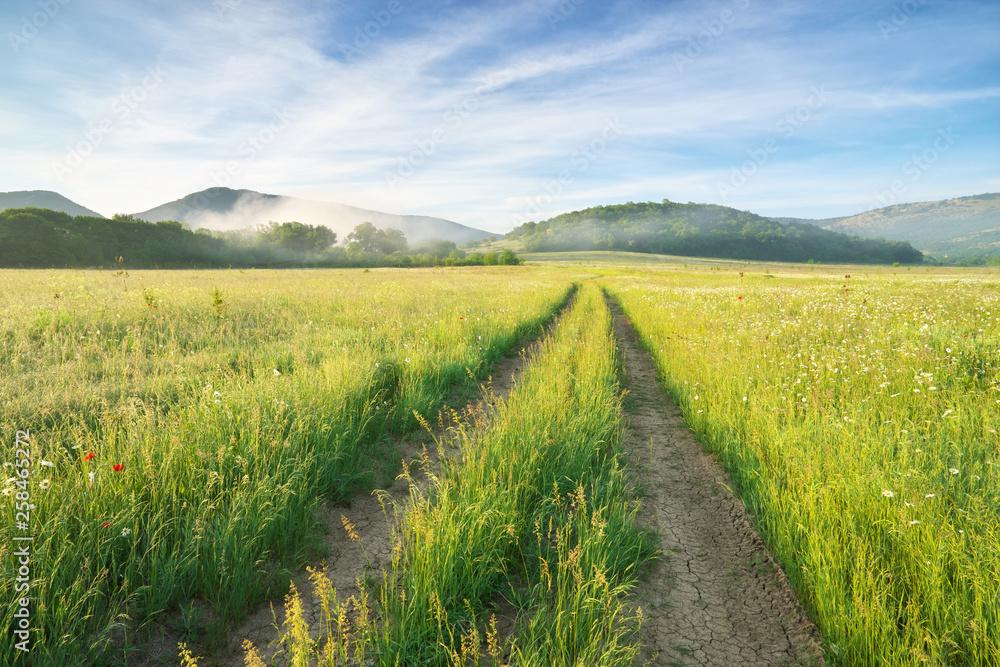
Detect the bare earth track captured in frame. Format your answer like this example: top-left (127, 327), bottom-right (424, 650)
top-left (611, 299), bottom-right (825, 667)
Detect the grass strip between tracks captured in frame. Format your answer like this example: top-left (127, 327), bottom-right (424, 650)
top-left (254, 282), bottom-right (657, 666)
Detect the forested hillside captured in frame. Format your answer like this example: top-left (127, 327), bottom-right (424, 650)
top-left (507, 200), bottom-right (924, 264)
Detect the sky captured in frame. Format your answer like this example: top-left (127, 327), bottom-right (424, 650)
top-left (1, 0), bottom-right (998, 234)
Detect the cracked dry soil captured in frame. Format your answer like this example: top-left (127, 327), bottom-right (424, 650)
top-left (612, 301), bottom-right (825, 667)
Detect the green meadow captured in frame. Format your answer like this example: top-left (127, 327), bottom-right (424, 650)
top-left (2, 261), bottom-right (998, 666)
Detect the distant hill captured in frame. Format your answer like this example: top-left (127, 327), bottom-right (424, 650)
top-left (0, 190), bottom-right (104, 218)
top-left (134, 188), bottom-right (492, 245)
top-left (820, 194), bottom-right (1000, 259)
top-left (506, 200), bottom-right (923, 264)
top-left (768, 194), bottom-right (1000, 259)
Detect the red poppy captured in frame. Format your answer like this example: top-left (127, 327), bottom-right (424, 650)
top-left (102, 522), bottom-right (110, 528)
top-left (459, 316), bottom-right (464, 320)
top-left (113, 464), bottom-right (124, 472)
top-left (84, 452), bottom-right (95, 461)
top-left (963, 334), bottom-right (968, 337)
top-left (738, 296), bottom-right (743, 300)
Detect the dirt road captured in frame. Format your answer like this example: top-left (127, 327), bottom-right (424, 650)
top-left (611, 299), bottom-right (824, 667)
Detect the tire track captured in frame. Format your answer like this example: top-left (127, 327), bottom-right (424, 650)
top-left (610, 298), bottom-right (824, 667)
top-left (135, 292), bottom-right (578, 667)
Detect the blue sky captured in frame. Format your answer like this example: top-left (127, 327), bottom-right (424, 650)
top-left (2, 0), bottom-right (998, 232)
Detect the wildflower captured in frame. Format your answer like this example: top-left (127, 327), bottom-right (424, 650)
top-left (84, 452), bottom-right (95, 461)
top-left (113, 464), bottom-right (124, 472)
top-left (904, 502), bottom-right (913, 507)
top-left (71, 444), bottom-right (83, 449)
top-left (405, 358), bottom-right (411, 363)
top-left (102, 521), bottom-right (110, 528)
top-left (909, 520), bottom-right (920, 525)
top-left (121, 528), bottom-right (131, 537)
top-left (214, 399), bottom-right (220, 404)
top-left (39, 479), bottom-right (50, 489)
top-left (883, 490), bottom-right (895, 498)
top-left (5, 477), bottom-right (15, 484)
top-left (41, 460), bottom-right (54, 468)
top-left (1, 488), bottom-right (11, 497)
top-left (88, 471), bottom-right (95, 483)
top-left (273, 369), bottom-right (281, 376)
top-left (214, 391), bottom-right (220, 397)
top-left (949, 468), bottom-right (959, 475)
top-left (342, 515), bottom-right (361, 543)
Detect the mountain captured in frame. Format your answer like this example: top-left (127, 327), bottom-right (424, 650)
top-left (134, 188), bottom-right (492, 245)
top-left (505, 200), bottom-right (923, 264)
top-left (768, 194), bottom-right (1000, 259)
top-left (0, 190), bottom-right (105, 218)
top-left (819, 194), bottom-right (1000, 259)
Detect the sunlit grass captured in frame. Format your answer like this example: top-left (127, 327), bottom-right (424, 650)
top-left (0, 267), bottom-right (571, 665)
top-left (246, 283), bottom-right (656, 666)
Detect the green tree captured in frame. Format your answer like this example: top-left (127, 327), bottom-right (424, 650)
top-left (257, 221), bottom-right (336, 253)
top-left (346, 222), bottom-right (408, 254)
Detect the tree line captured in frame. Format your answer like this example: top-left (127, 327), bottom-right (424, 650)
top-left (0, 208), bottom-right (521, 268)
top-left (506, 200), bottom-right (925, 264)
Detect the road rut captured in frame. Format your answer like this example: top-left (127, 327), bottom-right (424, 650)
top-left (612, 299), bottom-right (824, 667)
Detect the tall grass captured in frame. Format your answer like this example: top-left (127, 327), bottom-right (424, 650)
top-left (605, 271), bottom-right (1000, 665)
top-left (252, 282), bottom-right (656, 665)
top-left (0, 267), bottom-right (570, 665)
